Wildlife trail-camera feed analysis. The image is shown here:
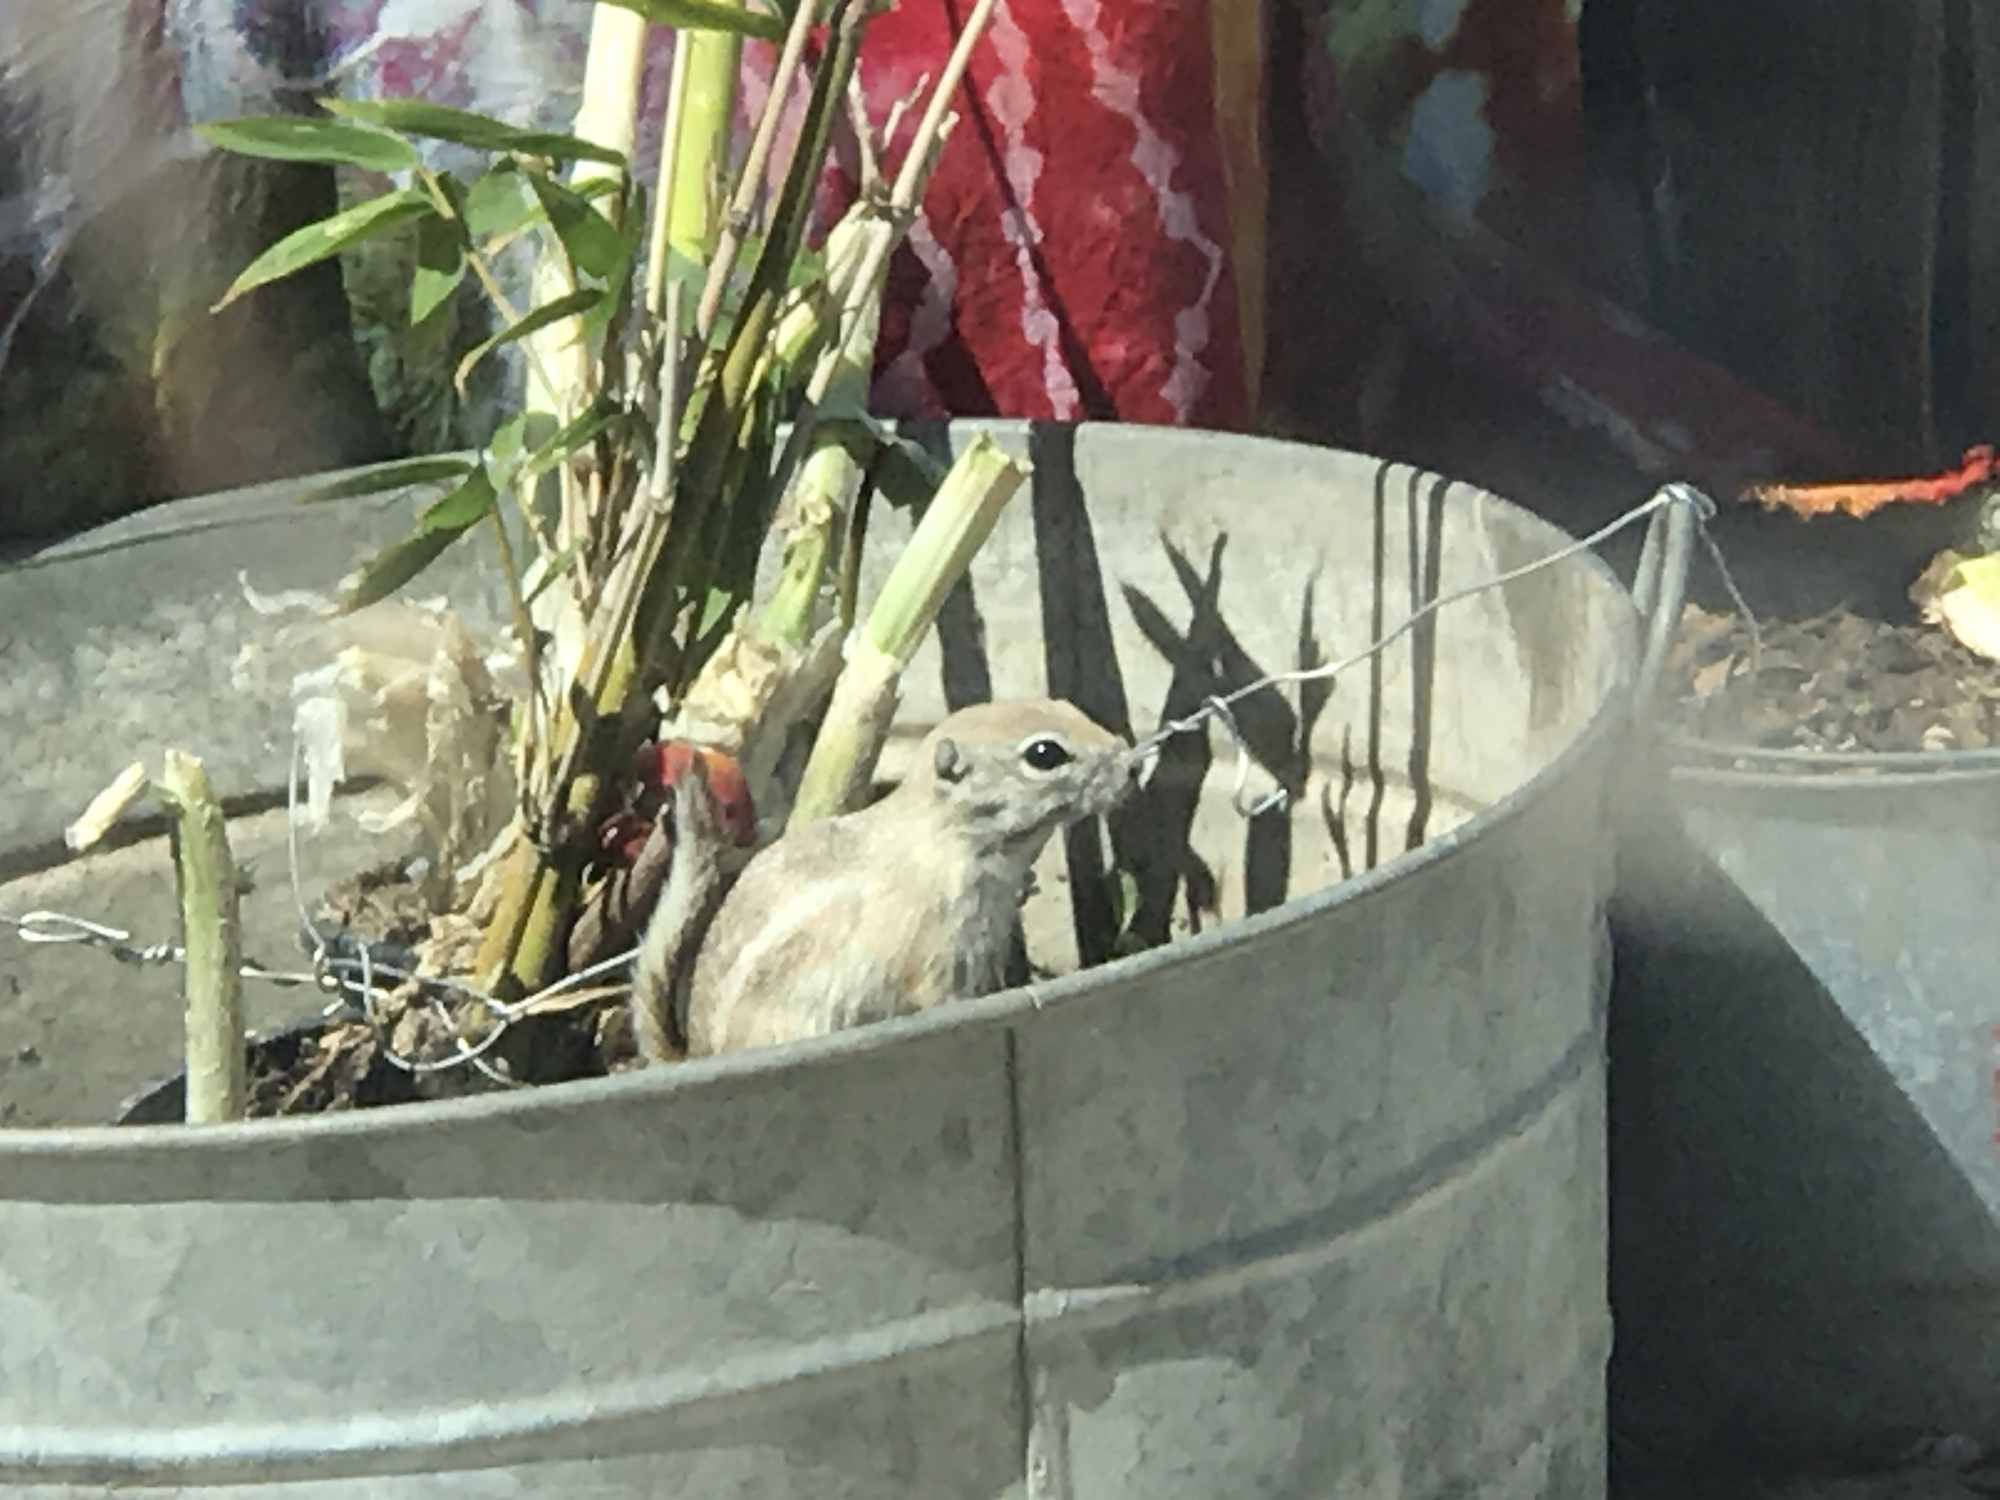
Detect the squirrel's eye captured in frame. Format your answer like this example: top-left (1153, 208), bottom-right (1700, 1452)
top-left (1021, 737), bottom-right (1073, 772)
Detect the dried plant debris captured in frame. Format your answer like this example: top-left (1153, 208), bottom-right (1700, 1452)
top-left (283, 861), bottom-right (638, 1110)
top-left (1669, 604), bottom-right (2000, 754)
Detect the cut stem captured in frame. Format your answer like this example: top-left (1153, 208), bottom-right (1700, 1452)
top-left (158, 750), bottom-right (246, 1124)
top-left (791, 433), bottom-right (1029, 820)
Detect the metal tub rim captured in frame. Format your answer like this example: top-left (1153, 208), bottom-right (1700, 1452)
top-left (1663, 731), bottom-right (2000, 793)
top-left (0, 420), bottom-right (1643, 1158)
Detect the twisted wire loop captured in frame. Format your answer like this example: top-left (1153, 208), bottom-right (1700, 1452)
top-left (5, 484), bottom-right (1733, 1085)
top-left (1132, 483), bottom-right (1730, 819)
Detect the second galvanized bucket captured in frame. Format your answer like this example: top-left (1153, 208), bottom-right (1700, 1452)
top-left (1612, 733), bottom-right (2000, 1471)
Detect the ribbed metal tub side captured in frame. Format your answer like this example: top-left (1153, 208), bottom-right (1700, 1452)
top-left (0, 422), bottom-right (1643, 1496)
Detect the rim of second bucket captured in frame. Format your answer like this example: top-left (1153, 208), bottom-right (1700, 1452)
top-left (1663, 728), bottom-right (2000, 790)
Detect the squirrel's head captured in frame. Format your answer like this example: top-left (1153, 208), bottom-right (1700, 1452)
top-left (910, 698), bottom-right (1149, 866)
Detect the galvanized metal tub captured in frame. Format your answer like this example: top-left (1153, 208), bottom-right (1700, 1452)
top-left (1611, 737), bottom-right (2000, 1471)
top-left (0, 421), bottom-right (1655, 1497)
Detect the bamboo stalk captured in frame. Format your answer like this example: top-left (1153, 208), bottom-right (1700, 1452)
top-left (529, 3), bottom-right (651, 570)
top-left (787, 637), bottom-right (902, 819)
top-left (637, 0), bottom-right (862, 673)
top-left (733, 5), bottom-right (988, 664)
top-left (571, 6), bottom-right (652, 189)
top-left (696, 0), bottom-right (825, 338)
top-left (669, 7), bottom-right (743, 263)
top-left (790, 434), bottom-right (1029, 820)
top-left (782, 0), bottom-right (993, 379)
top-left (673, 0), bottom-right (997, 810)
top-left (644, 34), bottom-right (697, 319)
top-left (755, 217), bottom-right (881, 648)
top-left (157, 751), bottom-right (246, 1124)
top-left (476, 2), bottom-right (867, 998)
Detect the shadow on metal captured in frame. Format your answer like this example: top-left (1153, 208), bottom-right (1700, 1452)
top-left (0, 421), bottom-right (1655, 1498)
top-left (1610, 741), bottom-right (2000, 1475)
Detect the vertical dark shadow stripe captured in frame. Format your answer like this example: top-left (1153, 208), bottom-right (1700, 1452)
top-left (918, 422), bottom-right (993, 711)
top-left (1365, 464), bottom-right (1391, 870)
top-left (1028, 423), bottom-right (1139, 965)
top-left (1406, 474), bottom-right (1448, 851)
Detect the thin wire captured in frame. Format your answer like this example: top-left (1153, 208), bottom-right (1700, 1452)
top-left (1699, 517), bottom-right (1764, 679)
top-left (1135, 484), bottom-right (1715, 817)
top-left (0, 910), bottom-right (338, 1009)
top-left (5, 481), bottom-right (1735, 1085)
top-left (278, 731), bottom-right (527, 1080)
top-left (0, 744), bottom-right (639, 1086)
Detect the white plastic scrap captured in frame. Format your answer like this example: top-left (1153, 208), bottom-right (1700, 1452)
top-left (233, 577), bottom-right (515, 887)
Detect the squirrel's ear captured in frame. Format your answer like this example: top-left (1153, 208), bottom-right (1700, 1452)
top-left (933, 737), bottom-right (967, 783)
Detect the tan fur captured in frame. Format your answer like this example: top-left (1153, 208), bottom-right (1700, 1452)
top-left (645, 699), bottom-right (1142, 1058)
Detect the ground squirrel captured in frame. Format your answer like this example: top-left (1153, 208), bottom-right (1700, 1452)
top-left (630, 698), bottom-right (1147, 1059)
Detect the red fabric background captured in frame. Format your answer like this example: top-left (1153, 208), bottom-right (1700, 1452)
top-left (822, 0), bottom-right (1251, 430)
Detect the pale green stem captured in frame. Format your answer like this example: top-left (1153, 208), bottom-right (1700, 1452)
top-left (570, 5), bottom-right (650, 207)
top-left (670, 17), bottom-right (743, 262)
top-left (530, 4), bottom-right (650, 560)
top-left (754, 214), bottom-right (882, 647)
top-left (891, 0), bottom-right (996, 209)
top-left (696, 0), bottom-right (823, 337)
top-left (644, 34), bottom-right (696, 318)
top-left (791, 435), bottom-right (1030, 820)
top-left (159, 751), bottom-right (246, 1124)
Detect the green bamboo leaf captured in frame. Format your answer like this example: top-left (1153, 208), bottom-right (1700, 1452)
top-left (822, 417), bottom-right (949, 508)
top-left (521, 404), bottom-right (619, 483)
top-left (339, 471), bottom-right (497, 611)
top-left (323, 100), bottom-right (629, 166)
top-left (453, 288), bottom-right (604, 395)
top-left (577, 184), bottom-right (656, 343)
top-left (525, 170), bottom-right (627, 281)
top-left (1106, 867), bottom-right (1139, 934)
top-left (294, 457), bottom-right (476, 505)
top-left (342, 535), bottom-right (462, 613)
top-left (410, 213), bottom-right (467, 325)
top-left (788, 245), bottom-right (827, 291)
top-left (662, 244), bottom-right (707, 301)
top-left (212, 188), bottom-right (433, 311)
top-left (195, 116), bottom-right (420, 174)
top-left (683, 389), bottom-right (782, 683)
top-left (464, 161), bottom-right (539, 241)
top-left (1106, 867), bottom-right (1149, 956)
top-left (484, 412), bottom-right (531, 485)
top-left (484, 411), bottom-right (561, 490)
top-left (418, 470), bottom-right (501, 533)
top-left (597, 0), bottom-right (785, 42)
